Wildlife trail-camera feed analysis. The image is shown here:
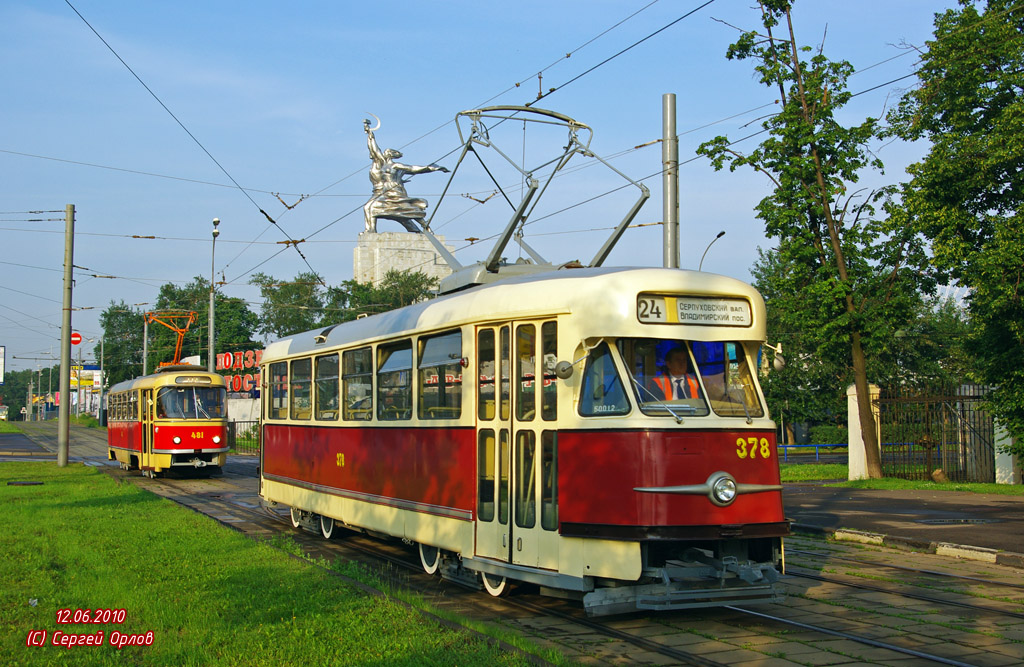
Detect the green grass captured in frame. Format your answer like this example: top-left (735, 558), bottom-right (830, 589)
top-left (0, 421), bottom-right (22, 433)
top-left (69, 415), bottom-right (101, 428)
top-left (839, 477), bottom-right (1024, 495)
top-left (780, 462), bottom-right (847, 482)
top-left (780, 462), bottom-right (1024, 495)
top-left (0, 462), bottom-right (542, 666)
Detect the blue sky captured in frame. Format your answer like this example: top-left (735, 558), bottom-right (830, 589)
top-left (1, 0), bottom-right (953, 373)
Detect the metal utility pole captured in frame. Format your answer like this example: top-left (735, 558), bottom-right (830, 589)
top-left (27, 381), bottom-right (34, 422)
top-left (662, 93), bottom-right (679, 268)
top-left (58, 204), bottom-right (74, 467)
top-left (142, 316), bottom-right (148, 376)
top-left (208, 218), bottom-right (219, 372)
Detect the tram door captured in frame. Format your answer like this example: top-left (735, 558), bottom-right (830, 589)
top-left (140, 389), bottom-right (153, 467)
top-left (475, 321), bottom-right (560, 570)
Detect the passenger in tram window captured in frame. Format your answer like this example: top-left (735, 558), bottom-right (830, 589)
top-left (648, 346), bottom-right (702, 401)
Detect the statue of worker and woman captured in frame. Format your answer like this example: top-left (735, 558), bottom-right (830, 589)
top-left (362, 117), bottom-right (448, 234)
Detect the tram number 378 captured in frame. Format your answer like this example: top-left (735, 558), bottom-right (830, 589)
top-left (736, 437), bottom-right (772, 460)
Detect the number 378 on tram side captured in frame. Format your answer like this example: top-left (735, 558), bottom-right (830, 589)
top-left (258, 266), bottom-right (788, 616)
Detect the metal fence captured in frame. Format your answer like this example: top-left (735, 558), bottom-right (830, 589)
top-left (227, 420), bottom-right (260, 456)
top-left (875, 384), bottom-right (994, 483)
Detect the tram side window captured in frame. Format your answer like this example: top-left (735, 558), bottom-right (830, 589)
top-left (290, 358), bottom-right (313, 420)
top-left (268, 362), bottom-right (288, 420)
top-left (378, 341), bottom-right (413, 421)
top-left (516, 324), bottom-right (537, 421)
top-left (499, 326), bottom-right (511, 421)
top-left (315, 353), bottom-right (340, 421)
top-left (342, 348), bottom-right (372, 421)
top-left (691, 341), bottom-right (764, 418)
top-left (418, 330), bottom-right (462, 420)
top-left (579, 342), bottom-right (630, 416)
top-left (541, 322), bottom-right (557, 421)
top-left (498, 430), bottom-right (509, 525)
top-left (515, 431), bottom-right (536, 528)
top-left (477, 329), bottom-right (495, 420)
top-left (129, 392), bottom-right (137, 420)
top-left (541, 431), bottom-right (558, 531)
top-left (477, 429), bottom-right (495, 522)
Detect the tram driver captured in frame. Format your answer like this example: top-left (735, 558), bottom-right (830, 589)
top-left (648, 346), bottom-right (703, 402)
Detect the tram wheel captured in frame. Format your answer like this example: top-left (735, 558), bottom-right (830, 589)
top-left (320, 515), bottom-right (335, 540)
top-left (481, 571), bottom-right (509, 597)
top-left (419, 543), bottom-right (441, 575)
top-left (290, 507), bottom-right (303, 529)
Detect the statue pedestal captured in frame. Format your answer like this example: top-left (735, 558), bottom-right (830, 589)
top-left (353, 231), bottom-right (454, 287)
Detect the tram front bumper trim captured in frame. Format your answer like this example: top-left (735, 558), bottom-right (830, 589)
top-left (634, 471), bottom-right (783, 506)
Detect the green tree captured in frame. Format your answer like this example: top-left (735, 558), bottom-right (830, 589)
top-left (151, 277), bottom-right (260, 368)
top-left (99, 301), bottom-right (146, 386)
top-left (100, 280), bottom-right (259, 376)
top-left (250, 272), bottom-right (328, 338)
top-left (338, 269), bottom-right (439, 319)
top-left (253, 269), bottom-right (438, 338)
top-left (698, 0), bottom-right (933, 477)
top-left (887, 0), bottom-right (1024, 454)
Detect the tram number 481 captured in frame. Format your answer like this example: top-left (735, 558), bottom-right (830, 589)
top-left (736, 437), bottom-right (771, 460)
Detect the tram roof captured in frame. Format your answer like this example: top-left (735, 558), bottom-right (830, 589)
top-left (261, 266), bottom-right (765, 364)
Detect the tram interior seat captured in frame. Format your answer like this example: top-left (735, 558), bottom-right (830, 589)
top-left (426, 407), bottom-right (460, 418)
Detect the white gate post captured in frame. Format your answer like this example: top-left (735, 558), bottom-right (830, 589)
top-left (994, 422), bottom-right (1022, 484)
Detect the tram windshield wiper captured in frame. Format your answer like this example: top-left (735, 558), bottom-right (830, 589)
top-left (630, 375), bottom-right (686, 423)
top-left (195, 393), bottom-right (211, 419)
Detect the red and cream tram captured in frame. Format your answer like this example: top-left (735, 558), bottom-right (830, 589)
top-left (259, 267), bottom-right (787, 614)
top-left (107, 365), bottom-right (229, 477)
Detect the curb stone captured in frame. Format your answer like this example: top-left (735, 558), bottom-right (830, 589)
top-left (791, 522), bottom-right (1024, 567)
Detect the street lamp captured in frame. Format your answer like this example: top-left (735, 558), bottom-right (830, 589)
top-left (208, 218), bottom-right (220, 372)
top-left (698, 230), bottom-right (726, 272)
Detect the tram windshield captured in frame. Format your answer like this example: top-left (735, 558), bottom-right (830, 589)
top-left (155, 386), bottom-right (226, 420)
top-left (618, 338), bottom-right (764, 419)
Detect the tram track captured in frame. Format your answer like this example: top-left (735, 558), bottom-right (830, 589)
top-left (789, 547), bottom-right (1024, 590)
top-left (785, 567), bottom-right (1024, 621)
top-left (132, 471), bottom-right (992, 666)
top-left (106, 465), bottom-right (1024, 666)
top-left (123, 468), bottom-right (737, 666)
top-left (725, 606), bottom-right (981, 667)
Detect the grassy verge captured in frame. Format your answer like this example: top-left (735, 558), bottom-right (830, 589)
top-left (780, 462), bottom-right (1024, 495)
top-left (780, 462), bottom-right (847, 482)
top-left (0, 462), bottom-right (543, 666)
top-left (0, 421), bottom-right (23, 434)
top-left (69, 415), bottom-right (101, 428)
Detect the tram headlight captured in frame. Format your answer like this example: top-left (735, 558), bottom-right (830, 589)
top-left (212, 436), bottom-right (221, 444)
top-left (711, 475), bottom-right (737, 506)
top-left (173, 436), bottom-right (182, 444)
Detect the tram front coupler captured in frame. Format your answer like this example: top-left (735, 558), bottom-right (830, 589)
top-left (681, 548), bottom-right (781, 585)
top-left (188, 457), bottom-right (208, 468)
